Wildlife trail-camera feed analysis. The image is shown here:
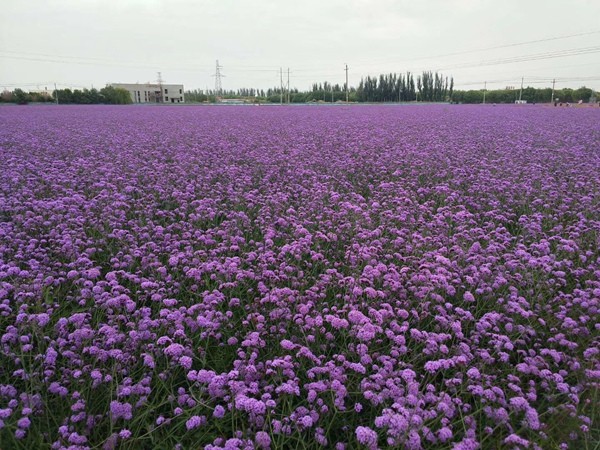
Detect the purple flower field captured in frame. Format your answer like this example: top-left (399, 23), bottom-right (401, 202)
top-left (0, 104), bottom-right (599, 449)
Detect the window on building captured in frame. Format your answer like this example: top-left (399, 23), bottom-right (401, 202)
top-left (179, 89), bottom-right (182, 94)
top-left (180, 97), bottom-right (183, 101)
top-left (165, 96), bottom-right (168, 101)
top-left (165, 88), bottom-right (168, 94)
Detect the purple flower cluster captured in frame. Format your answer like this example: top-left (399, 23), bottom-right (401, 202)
top-left (0, 104), bottom-right (599, 449)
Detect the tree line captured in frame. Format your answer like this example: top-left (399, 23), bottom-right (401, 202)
top-left (4, 81), bottom-right (596, 105)
top-left (451, 86), bottom-right (596, 104)
top-left (0, 86), bottom-right (132, 105)
top-left (184, 71), bottom-right (453, 104)
top-left (186, 76), bottom-right (595, 105)
top-left (184, 83), bottom-right (356, 104)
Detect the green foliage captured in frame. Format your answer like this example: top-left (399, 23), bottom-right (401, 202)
top-left (99, 86), bottom-right (133, 104)
top-left (0, 86), bottom-right (132, 105)
top-left (0, 90), bottom-right (14, 102)
top-left (453, 86), bottom-right (596, 104)
top-left (572, 86), bottom-right (593, 102)
top-left (0, 89), bottom-right (55, 104)
top-left (185, 87), bottom-right (265, 103)
top-left (5, 82), bottom-right (594, 106)
top-left (185, 89), bottom-right (211, 102)
top-left (184, 84), bottom-right (358, 104)
top-left (356, 71), bottom-right (452, 102)
top-left (12, 88), bottom-right (30, 105)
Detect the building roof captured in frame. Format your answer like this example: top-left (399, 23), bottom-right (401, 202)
top-left (110, 82), bottom-right (184, 89)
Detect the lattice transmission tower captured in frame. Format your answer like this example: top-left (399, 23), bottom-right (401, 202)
top-left (214, 60), bottom-right (224, 99)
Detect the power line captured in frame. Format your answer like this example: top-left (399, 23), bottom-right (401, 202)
top-left (0, 52), bottom-right (276, 74)
top-left (0, 49), bottom-right (287, 75)
top-left (0, 48), bottom-right (278, 70)
top-left (454, 77), bottom-right (521, 87)
top-left (2, 37), bottom-right (600, 92)
top-left (282, 29), bottom-right (600, 72)
top-left (2, 28), bottom-right (599, 73)
top-left (1, 46), bottom-right (598, 92)
top-left (0, 49), bottom-right (143, 64)
top-left (3, 29), bottom-right (598, 77)
top-left (446, 62), bottom-right (600, 88)
top-left (527, 75), bottom-right (600, 81)
top-left (0, 53), bottom-right (164, 70)
top-left (1, 81), bottom-right (95, 89)
top-left (350, 29), bottom-right (600, 69)
top-left (433, 46), bottom-right (600, 72)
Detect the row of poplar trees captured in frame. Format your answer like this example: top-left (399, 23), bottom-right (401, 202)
top-left (357, 71), bottom-right (453, 102)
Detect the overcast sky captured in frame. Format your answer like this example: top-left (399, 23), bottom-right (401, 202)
top-left (1, 0), bottom-right (599, 92)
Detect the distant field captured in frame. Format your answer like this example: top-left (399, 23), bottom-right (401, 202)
top-left (0, 105), bottom-right (598, 449)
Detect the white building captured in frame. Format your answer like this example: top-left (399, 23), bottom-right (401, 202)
top-left (219, 98), bottom-right (246, 104)
top-left (109, 83), bottom-right (185, 104)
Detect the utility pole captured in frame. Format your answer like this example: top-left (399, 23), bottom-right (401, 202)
top-left (280, 67), bottom-right (283, 105)
top-left (54, 83), bottom-right (59, 105)
top-left (157, 72), bottom-right (164, 103)
top-left (518, 76), bottom-right (524, 102)
top-left (551, 78), bottom-right (556, 104)
top-left (287, 68), bottom-right (290, 104)
top-left (345, 64), bottom-right (349, 103)
top-left (483, 81), bottom-right (487, 104)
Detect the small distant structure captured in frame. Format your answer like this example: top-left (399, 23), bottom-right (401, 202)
top-left (514, 100), bottom-right (527, 104)
top-left (109, 82), bottom-right (185, 104)
top-left (218, 98), bottom-right (245, 105)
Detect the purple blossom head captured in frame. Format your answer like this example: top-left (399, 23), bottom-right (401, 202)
top-left (185, 415), bottom-right (205, 430)
top-left (356, 426), bottom-right (378, 447)
top-left (110, 401), bottom-right (132, 421)
top-left (255, 431), bottom-right (271, 449)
